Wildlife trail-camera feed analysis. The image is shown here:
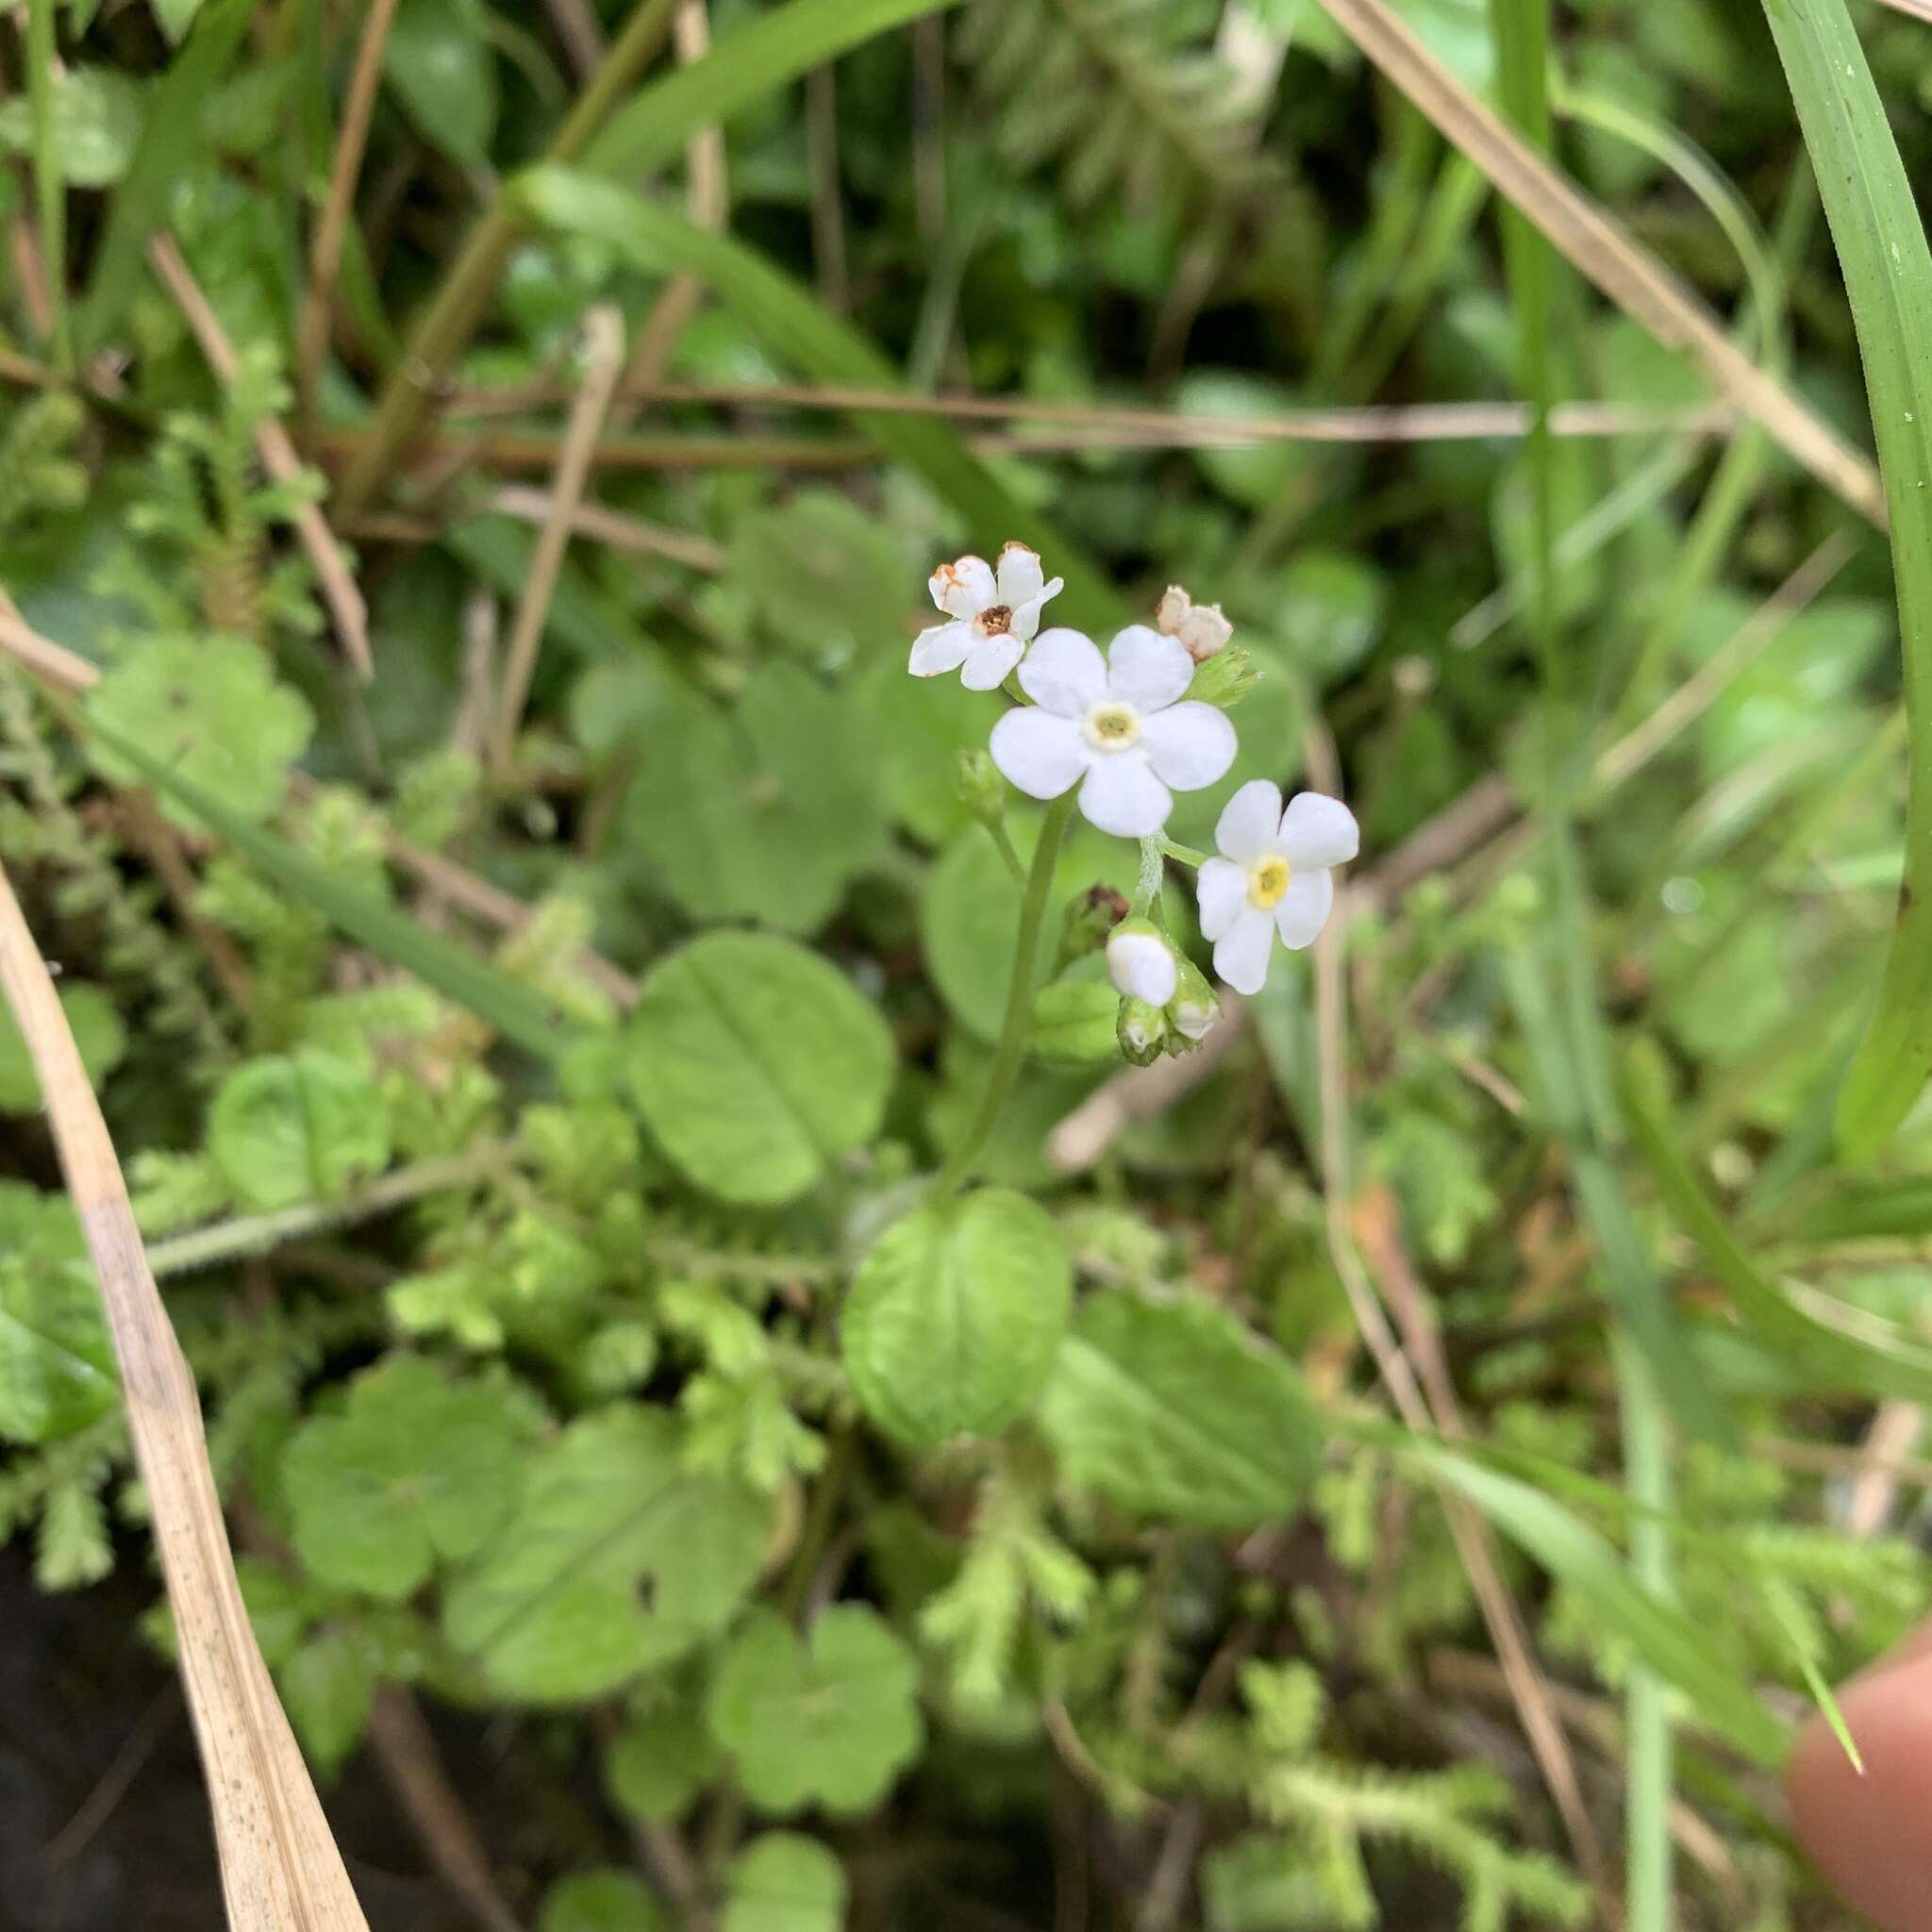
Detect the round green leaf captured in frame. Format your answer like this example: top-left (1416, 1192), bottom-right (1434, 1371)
top-left (86, 633), bottom-right (312, 831)
top-left (281, 1356), bottom-right (535, 1601)
top-left (0, 982), bottom-right (125, 1113)
top-left (707, 1606), bottom-right (923, 1815)
top-left (858, 654), bottom-right (1005, 845)
top-left (539, 1870), bottom-right (667, 1932)
top-left (731, 490), bottom-right (908, 669)
top-left (1039, 1291), bottom-right (1324, 1527)
top-left (607, 1694), bottom-right (719, 1824)
top-left (208, 1050), bottom-right (391, 1210)
top-left (722, 1835), bottom-right (847, 1932)
top-left (624, 931), bottom-right (893, 1206)
top-left (623, 663), bottom-right (889, 935)
top-left (842, 1189), bottom-right (1071, 1449)
top-left (0, 68), bottom-right (144, 187)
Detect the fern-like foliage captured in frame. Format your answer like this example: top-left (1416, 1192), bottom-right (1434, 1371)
top-left (956, 0), bottom-right (1281, 212)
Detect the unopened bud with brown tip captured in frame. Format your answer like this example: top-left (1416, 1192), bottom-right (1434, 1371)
top-left (1155, 583), bottom-right (1233, 663)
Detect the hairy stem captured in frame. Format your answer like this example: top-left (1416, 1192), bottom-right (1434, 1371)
top-left (934, 791), bottom-right (1077, 1193)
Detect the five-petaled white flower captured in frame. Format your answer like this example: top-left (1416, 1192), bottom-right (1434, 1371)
top-left (989, 625), bottom-right (1236, 838)
top-left (910, 542), bottom-right (1064, 690)
top-left (1195, 779), bottom-right (1358, 995)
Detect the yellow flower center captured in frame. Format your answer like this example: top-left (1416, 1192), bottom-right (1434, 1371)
top-left (1248, 855), bottom-right (1291, 909)
top-left (1084, 702), bottom-right (1141, 752)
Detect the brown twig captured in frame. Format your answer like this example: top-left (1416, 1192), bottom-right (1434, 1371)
top-left (119, 791), bottom-right (256, 1015)
top-left (542, 0), bottom-right (609, 78)
top-left (148, 237), bottom-right (374, 681)
top-left (43, 1686), bottom-right (181, 1871)
top-left (0, 857), bottom-right (370, 1932)
top-left (488, 485), bottom-right (726, 572)
top-left (489, 306), bottom-right (627, 774)
top-left (1309, 0), bottom-right (1885, 526)
top-left (295, 0), bottom-right (403, 426)
top-left (364, 1687), bottom-right (525, 1932)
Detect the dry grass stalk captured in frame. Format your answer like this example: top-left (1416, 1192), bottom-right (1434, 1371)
top-left (148, 237), bottom-right (374, 680)
top-left (489, 305), bottom-right (627, 774)
top-left (489, 484), bottom-right (727, 572)
top-left (0, 857), bottom-right (369, 1932)
top-left (1310, 0), bottom-right (1887, 527)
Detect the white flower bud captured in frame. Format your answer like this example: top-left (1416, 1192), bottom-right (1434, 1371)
top-left (1155, 585), bottom-right (1193, 636)
top-left (1169, 958), bottom-right (1220, 1041)
top-left (1154, 583), bottom-right (1232, 661)
top-left (1106, 920), bottom-right (1178, 1006)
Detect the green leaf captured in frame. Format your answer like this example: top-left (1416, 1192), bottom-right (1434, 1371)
top-left (85, 635), bottom-right (312, 830)
top-left (1759, 0), bottom-right (1932, 1158)
top-left (0, 1185), bottom-right (115, 1446)
top-left (150, 0), bottom-right (207, 42)
top-left (538, 1870), bottom-right (668, 1932)
top-left (1410, 1441), bottom-right (1789, 1769)
top-left (207, 1050), bottom-right (391, 1211)
top-left (281, 1357), bottom-right (535, 1602)
top-left (442, 1407), bottom-right (771, 1701)
top-left (35, 1478), bottom-right (112, 1591)
top-left (623, 931), bottom-right (893, 1207)
top-left (1039, 1292), bottom-right (1324, 1527)
top-left (1031, 979), bottom-right (1122, 1064)
top-left (78, 0), bottom-right (251, 355)
top-left (385, 0), bottom-right (498, 167)
top-left (857, 656), bottom-right (1005, 846)
top-left (707, 1605), bottom-right (924, 1815)
top-left (732, 491), bottom-right (909, 669)
top-left (621, 664), bottom-right (890, 935)
top-left (512, 166), bottom-right (1127, 636)
top-left (280, 1624), bottom-right (378, 1774)
top-left (0, 66), bottom-right (144, 187)
top-left (81, 710), bottom-right (587, 1062)
top-left (606, 1691), bottom-right (720, 1823)
top-left (841, 1190), bottom-right (1071, 1450)
top-left (721, 1835), bottom-right (848, 1932)
top-left (0, 982), bottom-right (125, 1113)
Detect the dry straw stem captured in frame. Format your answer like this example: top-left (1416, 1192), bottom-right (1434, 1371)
top-left (295, 0), bottom-right (403, 423)
top-left (0, 857), bottom-right (368, 1932)
top-left (489, 304), bottom-right (628, 774)
top-left (488, 484), bottom-right (727, 572)
top-left (148, 237), bottom-right (374, 680)
top-left (1309, 0), bottom-right (1887, 527)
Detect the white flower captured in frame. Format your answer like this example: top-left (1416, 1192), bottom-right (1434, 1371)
top-left (910, 542), bottom-right (1064, 690)
top-left (989, 625), bottom-right (1237, 838)
top-left (1195, 779), bottom-right (1358, 995)
top-left (1155, 583), bottom-right (1233, 663)
top-left (1106, 919), bottom-right (1178, 1005)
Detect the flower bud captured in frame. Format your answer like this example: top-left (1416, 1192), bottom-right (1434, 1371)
top-left (1155, 583), bottom-right (1233, 662)
top-left (1184, 644), bottom-right (1259, 710)
top-left (1117, 996), bottom-right (1170, 1067)
top-left (1031, 980), bottom-right (1122, 1063)
top-left (955, 748), bottom-right (1007, 827)
top-left (1105, 918), bottom-right (1179, 1006)
top-left (1167, 957), bottom-right (1221, 1044)
top-left (1053, 883), bottom-right (1129, 974)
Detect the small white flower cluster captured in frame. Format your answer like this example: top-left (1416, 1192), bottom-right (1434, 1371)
top-left (910, 542), bottom-right (1358, 1014)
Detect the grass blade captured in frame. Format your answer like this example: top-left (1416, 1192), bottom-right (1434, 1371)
top-left (1759, 0), bottom-right (1932, 1158)
top-left (82, 715), bottom-right (589, 1063)
top-left (25, 0), bottom-right (69, 370)
top-left (514, 167), bottom-right (1128, 632)
top-left (75, 0), bottom-right (252, 358)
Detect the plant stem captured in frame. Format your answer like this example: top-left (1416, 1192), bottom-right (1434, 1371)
top-left (25, 0), bottom-right (71, 372)
top-left (1155, 834), bottom-right (1208, 869)
top-left (334, 0), bottom-right (678, 518)
top-left (1617, 1331), bottom-right (1675, 1932)
top-left (933, 790), bottom-right (1077, 1194)
top-left (1130, 835), bottom-right (1165, 918)
top-left (986, 815), bottom-right (1026, 886)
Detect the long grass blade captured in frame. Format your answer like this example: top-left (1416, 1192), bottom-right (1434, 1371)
top-left (1759, 0), bottom-right (1932, 1158)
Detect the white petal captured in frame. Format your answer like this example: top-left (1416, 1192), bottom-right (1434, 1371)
top-left (1018, 626), bottom-right (1108, 717)
top-left (1107, 931), bottom-right (1178, 1005)
top-left (909, 620), bottom-right (973, 677)
top-left (959, 634), bottom-right (1025, 690)
top-left (1195, 857), bottom-right (1249, 941)
top-left (1274, 868), bottom-right (1334, 950)
top-left (1008, 576), bottom-right (1063, 643)
top-left (990, 708), bottom-right (1088, 800)
top-left (929, 555), bottom-right (995, 619)
top-left (1078, 754), bottom-right (1173, 838)
top-left (1212, 909), bottom-right (1275, 996)
top-left (1105, 625), bottom-right (1194, 712)
top-left (1277, 791), bottom-right (1359, 870)
top-left (1141, 703), bottom-right (1237, 791)
top-left (996, 541), bottom-right (1045, 608)
top-left (1214, 778), bottom-right (1284, 862)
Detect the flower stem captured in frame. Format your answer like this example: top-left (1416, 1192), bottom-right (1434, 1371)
top-left (933, 790), bottom-right (1078, 1194)
top-left (986, 815), bottom-right (1026, 886)
top-left (1131, 836), bottom-right (1165, 917)
top-left (1156, 834), bottom-right (1210, 869)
